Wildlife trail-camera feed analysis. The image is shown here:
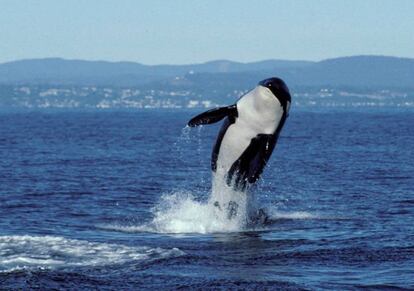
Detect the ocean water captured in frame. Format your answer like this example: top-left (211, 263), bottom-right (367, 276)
top-left (0, 108), bottom-right (413, 290)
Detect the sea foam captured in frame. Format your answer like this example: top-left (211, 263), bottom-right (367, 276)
top-left (0, 235), bottom-right (183, 272)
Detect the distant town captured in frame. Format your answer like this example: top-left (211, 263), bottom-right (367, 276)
top-left (0, 85), bottom-right (413, 109)
top-left (1, 56), bottom-right (413, 109)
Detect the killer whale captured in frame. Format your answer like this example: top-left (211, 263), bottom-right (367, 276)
top-left (188, 77), bottom-right (291, 191)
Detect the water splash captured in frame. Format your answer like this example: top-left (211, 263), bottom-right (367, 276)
top-left (172, 126), bottom-right (192, 164)
top-left (103, 173), bottom-right (269, 234)
top-left (103, 195), bottom-right (245, 234)
top-left (153, 191), bottom-right (244, 234)
top-left (103, 126), bottom-right (317, 235)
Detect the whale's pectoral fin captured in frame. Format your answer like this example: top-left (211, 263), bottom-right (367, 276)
top-left (187, 104), bottom-right (238, 127)
top-left (246, 134), bottom-right (278, 184)
top-left (227, 134), bottom-right (277, 189)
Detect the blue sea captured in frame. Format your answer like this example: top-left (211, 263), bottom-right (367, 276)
top-left (0, 107), bottom-right (413, 290)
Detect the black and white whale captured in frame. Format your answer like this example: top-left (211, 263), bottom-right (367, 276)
top-left (188, 77), bottom-right (291, 192)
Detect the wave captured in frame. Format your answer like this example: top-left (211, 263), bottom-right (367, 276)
top-left (0, 235), bottom-right (184, 273)
top-left (268, 210), bottom-right (318, 220)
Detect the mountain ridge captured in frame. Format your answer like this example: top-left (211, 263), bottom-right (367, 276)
top-left (0, 55), bottom-right (413, 88)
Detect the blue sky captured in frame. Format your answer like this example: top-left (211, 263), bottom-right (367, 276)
top-left (1, 0), bottom-right (413, 64)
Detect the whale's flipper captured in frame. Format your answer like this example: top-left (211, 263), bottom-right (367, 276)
top-left (188, 105), bottom-right (238, 127)
top-left (227, 134), bottom-right (277, 190)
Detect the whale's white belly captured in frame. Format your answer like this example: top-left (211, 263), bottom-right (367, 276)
top-left (215, 87), bottom-right (283, 176)
top-left (215, 119), bottom-right (257, 175)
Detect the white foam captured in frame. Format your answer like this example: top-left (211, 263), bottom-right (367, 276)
top-left (103, 173), bottom-right (269, 234)
top-left (101, 200), bottom-right (319, 235)
top-left (101, 172), bottom-right (320, 234)
top-left (149, 171), bottom-right (269, 233)
top-left (269, 210), bottom-right (318, 220)
top-left (148, 192), bottom-right (246, 234)
top-left (0, 235), bottom-right (184, 272)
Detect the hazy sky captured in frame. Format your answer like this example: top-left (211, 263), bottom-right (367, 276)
top-left (1, 0), bottom-right (413, 64)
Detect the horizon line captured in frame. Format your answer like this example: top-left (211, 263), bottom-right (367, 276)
top-left (1, 54), bottom-right (413, 67)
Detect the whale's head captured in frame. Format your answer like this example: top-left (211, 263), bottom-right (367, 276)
top-left (258, 77), bottom-right (291, 113)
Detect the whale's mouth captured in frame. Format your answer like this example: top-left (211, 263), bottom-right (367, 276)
top-left (256, 85), bottom-right (280, 103)
top-left (257, 77), bottom-right (291, 110)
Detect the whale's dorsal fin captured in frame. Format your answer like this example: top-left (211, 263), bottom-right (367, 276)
top-left (187, 104), bottom-right (238, 127)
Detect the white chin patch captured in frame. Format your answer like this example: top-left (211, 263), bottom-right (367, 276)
top-left (258, 85), bottom-right (273, 97)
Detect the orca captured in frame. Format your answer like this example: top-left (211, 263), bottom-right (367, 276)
top-left (188, 77), bottom-right (291, 191)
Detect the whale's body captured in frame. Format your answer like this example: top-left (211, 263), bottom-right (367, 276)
top-left (188, 77), bottom-right (291, 191)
